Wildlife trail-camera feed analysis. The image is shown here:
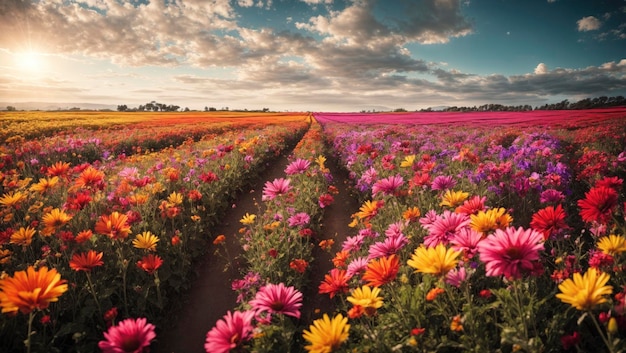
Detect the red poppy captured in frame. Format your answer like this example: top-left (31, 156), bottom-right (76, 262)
top-left (530, 204), bottom-right (569, 240)
top-left (577, 186), bottom-right (618, 224)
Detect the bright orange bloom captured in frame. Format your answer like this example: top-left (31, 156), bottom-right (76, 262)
top-left (42, 208), bottom-right (73, 236)
top-left (319, 239), bottom-right (335, 251)
top-left (319, 269), bottom-right (351, 298)
top-left (362, 255), bottom-right (400, 287)
top-left (213, 234), bottom-right (226, 245)
top-left (290, 259), bottom-right (309, 273)
top-left (95, 212), bottom-right (132, 240)
top-left (0, 249), bottom-right (12, 265)
top-left (426, 287), bottom-right (445, 301)
top-left (47, 161), bottom-right (71, 177)
top-left (0, 191), bottom-right (26, 208)
top-left (137, 254), bottom-right (163, 275)
top-left (10, 226), bottom-right (36, 247)
top-left (450, 315), bottom-right (464, 332)
top-left (75, 230), bottom-right (94, 244)
top-left (73, 166), bottom-right (105, 190)
top-left (332, 250), bottom-right (350, 268)
top-left (403, 207), bottom-right (421, 223)
top-left (70, 250), bottom-right (104, 272)
top-left (0, 266), bottom-right (68, 314)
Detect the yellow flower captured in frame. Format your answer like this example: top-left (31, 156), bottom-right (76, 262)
top-left (41, 208), bottom-right (73, 236)
top-left (597, 234), bottom-right (626, 256)
top-left (10, 227), bottom-right (36, 247)
top-left (303, 313), bottom-right (350, 353)
top-left (402, 207), bottom-right (421, 223)
top-left (132, 231), bottom-right (160, 251)
top-left (315, 155), bottom-right (327, 169)
top-left (167, 192), bottom-right (183, 206)
top-left (407, 244), bottom-right (460, 277)
top-left (556, 269), bottom-right (613, 311)
top-left (347, 286), bottom-right (383, 316)
top-left (29, 176), bottom-right (59, 194)
top-left (400, 155), bottom-right (416, 168)
top-left (470, 208), bottom-right (512, 235)
top-left (0, 191), bottom-right (26, 208)
top-left (440, 190), bottom-right (469, 208)
top-left (356, 200), bottom-right (381, 220)
top-left (240, 213), bottom-right (256, 225)
top-left (0, 266), bottom-right (68, 314)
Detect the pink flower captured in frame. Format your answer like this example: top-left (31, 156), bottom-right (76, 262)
top-left (431, 175), bottom-right (456, 191)
top-left (262, 178), bottom-right (292, 201)
top-left (368, 234), bottom-right (409, 259)
top-left (284, 158), bottom-right (311, 175)
top-left (346, 257), bottom-right (369, 277)
top-left (449, 227), bottom-right (483, 260)
top-left (205, 310), bottom-right (255, 353)
top-left (477, 226), bottom-right (544, 279)
top-left (249, 283), bottom-right (303, 319)
top-left (445, 266), bottom-right (468, 288)
top-left (342, 234), bottom-right (365, 252)
top-left (422, 211), bottom-right (470, 247)
top-left (98, 317), bottom-right (156, 353)
top-left (372, 175), bottom-right (404, 195)
top-left (287, 212), bottom-right (310, 227)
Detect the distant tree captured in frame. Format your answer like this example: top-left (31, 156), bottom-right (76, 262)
top-left (6, 106), bottom-right (16, 111)
top-left (204, 106), bottom-right (209, 112)
top-left (394, 108), bottom-right (407, 112)
top-left (184, 107), bottom-right (190, 112)
top-left (208, 107), bottom-right (217, 111)
top-left (117, 105), bottom-right (128, 112)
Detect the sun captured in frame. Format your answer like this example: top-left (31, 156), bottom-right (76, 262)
top-left (15, 51), bottom-right (46, 73)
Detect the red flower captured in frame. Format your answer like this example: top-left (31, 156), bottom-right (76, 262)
top-left (530, 204), bottom-right (569, 240)
top-left (289, 259), bottom-right (308, 273)
top-left (577, 186), bottom-right (618, 224)
top-left (69, 250), bottom-right (104, 272)
top-left (561, 331), bottom-right (580, 350)
top-left (318, 269), bottom-right (351, 298)
top-left (137, 254), bottom-right (163, 275)
top-left (362, 255), bottom-right (400, 287)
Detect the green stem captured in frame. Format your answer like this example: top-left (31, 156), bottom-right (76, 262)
top-left (513, 280), bottom-right (529, 341)
top-left (588, 311), bottom-right (615, 353)
top-left (85, 272), bottom-right (103, 318)
top-left (25, 311), bottom-right (34, 353)
top-left (154, 271), bottom-right (163, 309)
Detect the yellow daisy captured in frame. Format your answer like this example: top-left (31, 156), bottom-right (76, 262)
top-left (407, 244), bottom-right (461, 277)
top-left (597, 234), bottom-right (626, 256)
top-left (303, 313), bottom-right (350, 353)
top-left (132, 231), bottom-right (160, 251)
top-left (556, 269), bottom-right (612, 311)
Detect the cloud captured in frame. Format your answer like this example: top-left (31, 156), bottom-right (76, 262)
top-left (534, 63), bottom-right (548, 75)
top-left (577, 16), bottom-right (601, 31)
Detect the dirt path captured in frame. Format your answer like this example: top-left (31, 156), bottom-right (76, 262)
top-left (155, 139), bottom-right (360, 353)
top-left (155, 150), bottom-right (298, 353)
top-left (299, 153), bottom-right (360, 324)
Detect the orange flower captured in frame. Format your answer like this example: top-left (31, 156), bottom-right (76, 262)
top-left (319, 269), bottom-right (351, 298)
top-left (362, 255), bottom-right (400, 287)
top-left (70, 250), bottom-right (104, 272)
top-left (73, 166), bottom-right (105, 190)
top-left (426, 287), bottom-right (445, 301)
top-left (290, 259), bottom-right (309, 273)
top-left (95, 212), bottom-right (132, 240)
top-left (47, 161), bottom-right (71, 177)
top-left (450, 315), bottom-right (463, 332)
top-left (213, 234), bottom-right (226, 245)
top-left (319, 239), bottom-right (335, 251)
top-left (0, 266), bottom-right (68, 314)
top-left (137, 254), bottom-right (163, 275)
top-left (403, 207), bottom-right (421, 223)
top-left (75, 230), bottom-right (94, 244)
top-left (30, 176), bottom-right (60, 194)
top-left (332, 250), bottom-right (350, 268)
top-left (41, 208), bottom-right (73, 236)
top-left (10, 226), bottom-right (36, 247)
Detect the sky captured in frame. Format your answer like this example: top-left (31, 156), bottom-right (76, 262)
top-left (0, 0), bottom-right (625, 112)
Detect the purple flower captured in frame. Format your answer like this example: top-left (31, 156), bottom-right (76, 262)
top-left (431, 175), bottom-right (456, 191)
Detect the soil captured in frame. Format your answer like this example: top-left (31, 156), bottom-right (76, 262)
top-left (155, 141), bottom-right (359, 353)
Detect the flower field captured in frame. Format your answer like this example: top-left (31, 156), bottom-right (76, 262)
top-left (1, 108), bottom-right (626, 352)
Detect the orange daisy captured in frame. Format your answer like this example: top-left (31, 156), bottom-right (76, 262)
top-left (46, 161), bottom-right (71, 177)
top-left (73, 166), bottom-right (105, 191)
top-left (41, 208), bottom-right (73, 236)
top-left (0, 266), bottom-right (68, 314)
top-left (95, 212), bottom-right (132, 240)
top-left (70, 250), bottom-right (104, 272)
top-left (10, 226), bottom-right (36, 247)
top-left (362, 254), bottom-right (400, 287)
top-left (137, 254), bottom-right (163, 275)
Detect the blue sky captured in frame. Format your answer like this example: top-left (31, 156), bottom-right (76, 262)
top-left (0, 0), bottom-right (624, 111)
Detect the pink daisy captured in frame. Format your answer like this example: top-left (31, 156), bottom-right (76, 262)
top-left (367, 233), bottom-right (409, 260)
top-left (431, 175), bottom-right (456, 191)
top-left (249, 283), bottom-right (303, 319)
top-left (346, 257), bottom-right (369, 277)
top-left (205, 310), bottom-right (255, 353)
top-left (422, 210), bottom-right (470, 247)
top-left (98, 317), bottom-right (156, 353)
top-left (445, 266), bottom-right (468, 288)
top-left (284, 158), bottom-right (311, 175)
top-left (287, 212), bottom-right (310, 227)
top-left (455, 195), bottom-right (486, 215)
top-left (477, 226), bottom-right (544, 280)
top-left (540, 189), bottom-right (565, 204)
top-left (372, 175), bottom-right (404, 195)
top-left (449, 227), bottom-right (483, 260)
top-left (262, 178), bottom-right (292, 201)
top-left (342, 234), bottom-right (365, 252)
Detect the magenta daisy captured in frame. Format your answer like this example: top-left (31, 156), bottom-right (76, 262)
top-left (422, 210), bottom-right (470, 247)
top-left (445, 266), bottom-right (468, 288)
top-left (249, 283), bottom-right (303, 319)
top-left (449, 227), bottom-right (483, 260)
top-left (287, 212), bottom-right (311, 227)
top-left (477, 226), bottom-right (545, 280)
top-left (431, 175), bottom-right (456, 191)
top-left (368, 234), bottom-right (409, 260)
top-left (262, 178), bottom-right (292, 201)
top-left (205, 310), bottom-right (255, 353)
top-left (540, 189), bottom-right (565, 204)
top-left (342, 234), bottom-right (365, 252)
top-left (346, 257), bottom-right (369, 277)
top-left (98, 317), bottom-right (156, 353)
top-left (284, 158), bottom-right (311, 175)
top-left (372, 175), bottom-right (404, 195)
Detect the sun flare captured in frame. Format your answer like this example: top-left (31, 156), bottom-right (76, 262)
top-left (14, 51), bottom-right (46, 73)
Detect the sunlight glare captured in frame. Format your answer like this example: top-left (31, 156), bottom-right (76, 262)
top-left (15, 51), bottom-right (46, 73)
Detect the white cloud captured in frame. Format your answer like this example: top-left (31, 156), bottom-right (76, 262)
top-left (534, 63), bottom-right (548, 75)
top-left (299, 0), bottom-right (333, 5)
top-left (237, 0), bottom-right (254, 7)
top-left (577, 16), bottom-right (601, 31)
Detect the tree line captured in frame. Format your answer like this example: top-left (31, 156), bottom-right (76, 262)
top-left (420, 95), bottom-right (626, 112)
